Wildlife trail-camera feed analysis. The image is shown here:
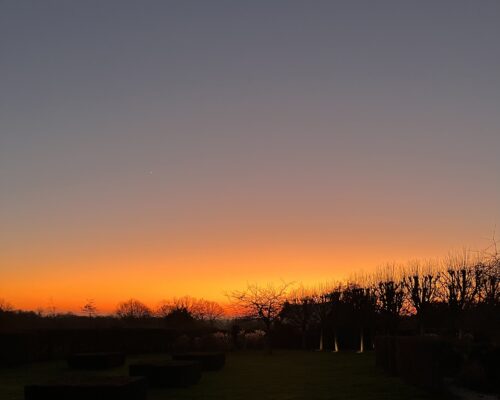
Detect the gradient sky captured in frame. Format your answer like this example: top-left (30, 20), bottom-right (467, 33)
top-left (1, 1), bottom-right (499, 313)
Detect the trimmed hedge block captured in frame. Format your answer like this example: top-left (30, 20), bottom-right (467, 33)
top-left (375, 336), bottom-right (444, 391)
top-left (172, 352), bottom-right (225, 371)
top-left (129, 360), bottom-right (201, 387)
top-left (374, 336), bottom-right (397, 375)
top-left (396, 336), bottom-right (444, 390)
top-left (67, 352), bottom-right (125, 369)
top-left (24, 376), bottom-right (147, 400)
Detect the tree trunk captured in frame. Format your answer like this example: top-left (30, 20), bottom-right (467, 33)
top-left (358, 328), bottom-right (364, 353)
top-left (266, 322), bottom-right (273, 355)
top-left (418, 316), bottom-right (425, 336)
top-left (319, 328), bottom-right (324, 351)
top-left (333, 330), bottom-right (339, 352)
top-left (301, 328), bottom-right (307, 350)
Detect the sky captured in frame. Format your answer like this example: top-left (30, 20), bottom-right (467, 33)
top-left (1, 1), bottom-right (499, 313)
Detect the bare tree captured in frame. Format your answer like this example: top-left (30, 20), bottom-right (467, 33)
top-left (281, 285), bottom-right (317, 350)
top-left (477, 238), bottom-right (500, 306)
top-left (328, 286), bottom-right (343, 352)
top-left (116, 298), bottom-right (152, 319)
top-left (0, 298), bottom-right (13, 312)
top-left (402, 260), bottom-right (440, 334)
top-left (157, 296), bottom-right (224, 323)
top-left (46, 298), bottom-right (57, 317)
top-left (157, 296), bottom-right (195, 318)
top-left (81, 299), bottom-right (97, 318)
top-left (374, 264), bottom-right (405, 334)
top-left (309, 283), bottom-right (339, 352)
top-left (440, 250), bottom-right (484, 337)
top-left (229, 281), bottom-right (292, 353)
top-left (441, 250), bottom-right (483, 310)
top-left (194, 299), bottom-right (225, 323)
top-left (478, 259), bottom-right (500, 306)
top-left (342, 283), bottom-right (377, 353)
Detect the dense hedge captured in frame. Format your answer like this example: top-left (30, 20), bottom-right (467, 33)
top-left (172, 352), bottom-right (225, 371)
top-left (24, 376), bottom-right (147, 400)
top-left (375, 336), bottom-right (445, 390)
top-left (375, 335), bottom-right (499, 394)
top-left (396, 336), bottom-right (444, 390)
top-left (374, 336), bottom-right (397, 374)
top-left (0, 329), bottom-right (177, 366)
top-left (67, 352), bottom-right (126, 369)
top-left (129, 360), bottom-right (202, 387)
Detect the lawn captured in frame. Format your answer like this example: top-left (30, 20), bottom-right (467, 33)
top-left (0, 351), bottom-right (438, 400)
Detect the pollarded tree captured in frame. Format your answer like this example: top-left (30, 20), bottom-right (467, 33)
top-left (342, 283), bottom-right (377, 353)
top-left (477, 241), bottom-right (500, 306)
top-left (441, 251), bottom-right (483, 310)
top-left (229, 281), bottom-right (292, 354)
top-left (281, 286), bottom-right (318, 350)
top-left (440, 250), bottom-right (484, 337)
top-left (374, 264), bottom-right (405, 334)
top-left (479, 259), bottom-right (499, 306)
top-left (309, 283), bottom-right (341, 352)
top-left (326, 285), bottom-right (343, 352)
top-left (116, 298), bottom-right (152, 319)
top-left (402, 260), bottom-right (441, 334)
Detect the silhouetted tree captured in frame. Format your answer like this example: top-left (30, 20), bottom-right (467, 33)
top-left (157, 297), bottom-right (224, 323)
top-left (343, 283), bottom-right (377, 353)
top-left (402, 260), bottom-right (440, 334)
top-left (229, 281), bottom-right (291, 354)
top-left (157, 298), bottom-right (193, 319)
top-left (0, 298), bottom-right (13, 313)
top-left (281, 286), bottom-right (317, 349)
top-left (440, 250), bottom-right (483, 337)
top-left (45, 298), bottom-right (57, 318)
top-left (374, 265), bottom-right (405, 334)
top-left (81, 299), bottom-right (97, 318)
top-left (328, 286), bottom-right (343, 352)
top-left (116, 298), bottom-right (152, 319)
top-left (310, 285), bottom-right (334, 351)
top-left (193, 299), bottom-right (225, 323)
top-left (163, 307), bottom-right (195, 325)
top-left (476, 253), bottom-right (500, 307)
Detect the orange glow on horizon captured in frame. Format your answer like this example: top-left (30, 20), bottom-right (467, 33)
top-left (1, 231), bottom-right (490, 314)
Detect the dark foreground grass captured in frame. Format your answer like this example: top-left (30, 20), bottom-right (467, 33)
top-left (0, 351), bottom-right (438, 400)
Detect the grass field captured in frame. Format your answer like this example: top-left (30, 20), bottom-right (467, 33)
top-left (0, 351), bottom-right (439, 400)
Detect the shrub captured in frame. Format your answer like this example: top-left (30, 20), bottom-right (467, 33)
top-left (171, 334), bottom-right (191, 353)
top-left (243, 330), bottom-right (266, 349)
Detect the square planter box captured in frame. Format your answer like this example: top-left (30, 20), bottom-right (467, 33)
top-left (67, 352), bottom-right (126, 369)
top-left (129, 360), bottom-right (201, 387)
top-left (25, 376), bottom-right (147, 400)
top-left (172, 352), bottom-right (225, 371)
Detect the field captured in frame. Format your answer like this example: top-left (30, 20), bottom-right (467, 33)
top-left (0, 351), bottom-right (439, 400)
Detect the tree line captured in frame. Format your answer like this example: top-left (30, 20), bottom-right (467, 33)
top-left (229, 248), bottom-right (499, 352)
top-left (1, 248), bottom-right (498, 353)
